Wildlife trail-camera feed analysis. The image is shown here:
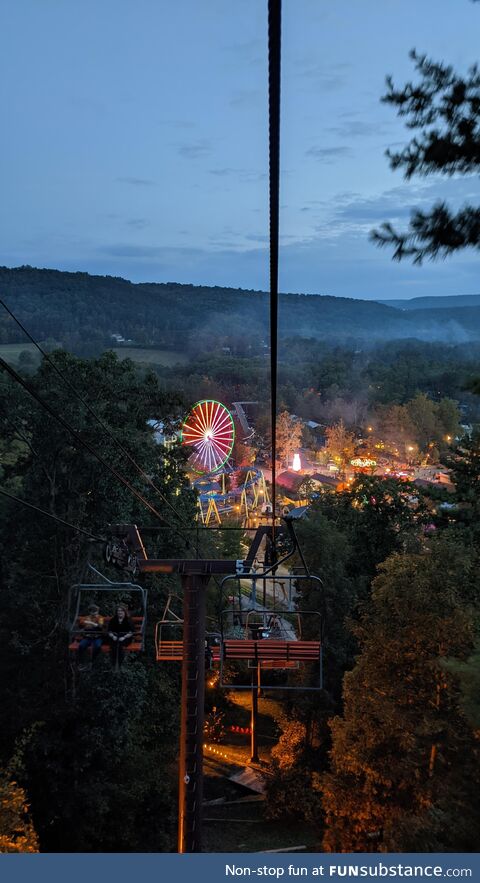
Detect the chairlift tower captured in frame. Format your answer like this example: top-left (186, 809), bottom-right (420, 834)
top-left (106, 523), bottom-right (248, 854)
top-left (107, 512), bottom-right (323, 855)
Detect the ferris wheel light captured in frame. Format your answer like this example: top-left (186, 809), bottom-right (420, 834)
top-left (182, 399), bottom-right (235, 474)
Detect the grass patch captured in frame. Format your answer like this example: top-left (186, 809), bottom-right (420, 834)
top-left (111, 347), bottom-right (189, 366)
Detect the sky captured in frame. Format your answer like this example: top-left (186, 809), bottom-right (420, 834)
top-left (1, 0), bottom-right (479, 300)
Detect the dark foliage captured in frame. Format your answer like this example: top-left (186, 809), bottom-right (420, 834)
top-left (371, 48), bottom-right (480, 262)
top-left (0, 352), bottom-right (196, 851)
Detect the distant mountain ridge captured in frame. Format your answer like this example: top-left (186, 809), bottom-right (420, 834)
top-left (379, 294), bottom-right (480, 310)
top-left (1, 265), bottom-right (480, 351)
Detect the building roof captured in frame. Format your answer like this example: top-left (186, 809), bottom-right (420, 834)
top-left (276, 471), bottom-right (307, 493)
top-left (285, 505), bottom-right (309, 520)
top-left (310, 472), bottom-right (338, 487)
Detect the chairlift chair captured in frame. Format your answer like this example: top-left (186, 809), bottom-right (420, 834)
top-left (155, 595), bottom-right (184, 661)
top-left (155, 595), bottom-right (221, 664)
top-left (218, 572), bottom-right (324, 691)
top-left (68, 565), bottom-right (147, 659)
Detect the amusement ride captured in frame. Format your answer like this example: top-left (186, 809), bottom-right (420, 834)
top-left (181, 398), bottom-right (270, 526)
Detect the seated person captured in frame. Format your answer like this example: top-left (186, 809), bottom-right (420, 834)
top-left (107, 604), bottom-right (135, 668)
top-left (250, 623), bottom-right (270, 640)
top-left (267, 614), bottom-right (282, 636)
top-left (78, 604), bottom-right (104, 668)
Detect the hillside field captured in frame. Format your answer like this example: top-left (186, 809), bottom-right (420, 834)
top-left (111, 346), bottom-right (190, 366)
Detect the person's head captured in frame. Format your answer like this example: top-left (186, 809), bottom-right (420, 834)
top-left (116, 604), bottom-right (127, 621)
top-left (88, 604), bottom-right (100, 615)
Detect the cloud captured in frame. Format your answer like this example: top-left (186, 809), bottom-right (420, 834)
top-left (331, 187), bottom-right (419, 225)
top-left (328, 119), bottom-right (389, 139)
top-left (209, 168), bottom-right (236, 177)
top-left (293, 58), bottom-right (351, 91)
top-left (245, 233), bottom-right (269, 243)
top-left (326, 176), bottom-right (480, 232)
top-left (98, 244), bottom-right (164, 258)
top-left (117, 177), bottom-right (156, 187)
top-left (209, 167), bottom-right (266, 182)
top-left (69, 232), bottom-right (475, 304)
top-left (306, 145), bottom-right (352, 162)
top-left (33, 218), bottom-right (478, 304)
top-left (178, 141), bottom-right (211, 159)
top-left (126, 218), bottom-right (150, 230)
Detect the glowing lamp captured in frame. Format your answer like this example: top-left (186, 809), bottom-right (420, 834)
top-left (292, 452), bottom-right (301, 472)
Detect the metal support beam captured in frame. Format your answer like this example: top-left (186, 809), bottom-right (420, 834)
top-left (137, 558), bottom-right (241, 575)
top-left (178, 573), bottom-right (209, 854)
top-left (250, 662), bottom-right (260, 763)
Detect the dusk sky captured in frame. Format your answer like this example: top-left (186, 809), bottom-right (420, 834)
top-left (1, 0), bottom-right (479, 300)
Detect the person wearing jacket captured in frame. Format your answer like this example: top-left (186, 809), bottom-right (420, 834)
top-left (78, 604), bottom-right (104, 669)
top-left (107, 604), bottom-right (134, 669)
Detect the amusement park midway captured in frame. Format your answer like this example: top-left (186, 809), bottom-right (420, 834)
top-left (166, 397), bottom-right (457, 531)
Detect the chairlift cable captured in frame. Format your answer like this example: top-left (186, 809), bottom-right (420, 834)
top-left (0, 298), bottom-right (197, 537)
top-left (0, 356), bottom-right (191, 546)
top-left (268, 0), bottom-right (282, 550)
top-left (0, 487), bottom-right (106, 541)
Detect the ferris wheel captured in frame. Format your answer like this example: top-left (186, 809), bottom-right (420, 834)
top-left (181, 400), bottom-right (235, 474)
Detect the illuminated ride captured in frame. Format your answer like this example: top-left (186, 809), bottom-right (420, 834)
top-left (194, 465), bottom-right (270, 526)
top-left (181, 400), bottom-right (269, 525)
top-left (182, 399), bottom-right (235, 475)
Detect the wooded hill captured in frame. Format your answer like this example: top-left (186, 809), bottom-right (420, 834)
top-left (2, 266), bottom-right (480, 356)
top-left (380, 294), bottom-right (480, 310)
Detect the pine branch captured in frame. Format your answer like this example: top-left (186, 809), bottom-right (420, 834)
top-left (383, 50), bottom-right (480, 178)
top-left (370, 202), bottom-right (480, 263)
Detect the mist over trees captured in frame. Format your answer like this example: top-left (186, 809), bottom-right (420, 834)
top-left (3, 267), bottom-right (480, 357)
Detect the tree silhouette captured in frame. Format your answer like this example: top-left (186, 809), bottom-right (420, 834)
top-left (371, 46), bottom-right (480, 263)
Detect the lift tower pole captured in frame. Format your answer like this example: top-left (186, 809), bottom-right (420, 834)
top-left (250, 661), bottom-right (260, 763)
top-left (177, 572), bottom-right (209, 853)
